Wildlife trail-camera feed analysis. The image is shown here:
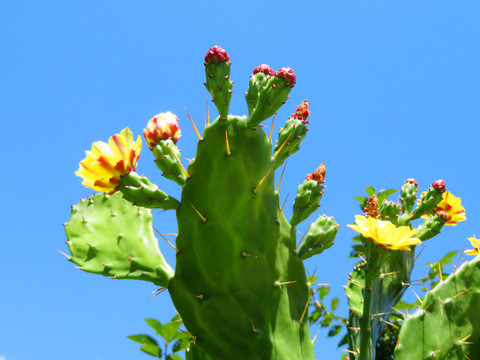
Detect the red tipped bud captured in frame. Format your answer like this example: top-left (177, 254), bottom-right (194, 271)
top-left (435, 210), bottom-right (448, 221)
top-left (364, 194), bottom-right (379, 217)
top-left (306, 163), bottom-right (326, 184)
top-left (432, 179), bottom-right (446, 193)
top-left (204, 45), bottom-right (230, 65)
top-left (143, 112), bottom-right (181, 150)
top-left (405, 178), bottom-right (418, 187)
top-left (275, 67), bottom-right (296, 87)
top-left (253, 64), bottom-right (274, 76)
top-left (291, 99), bottom-right (310, 123)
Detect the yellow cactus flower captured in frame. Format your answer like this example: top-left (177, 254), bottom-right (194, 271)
top-left (75, 128), bottom-right (142, 192)
top-left (465, 235), bottom-right (480, 256)
top-left (435, 192), bottom-right (466, 226)
top-left (143, 112), bottom-right (181, 150)
top-left (348, 215), bottom-right (421, 251)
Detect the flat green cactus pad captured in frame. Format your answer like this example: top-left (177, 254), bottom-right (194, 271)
top-left (64, 192), bottom-right (174, 286)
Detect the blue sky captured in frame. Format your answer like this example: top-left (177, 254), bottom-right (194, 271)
top-left (1, 1), bottom-right (479, 359)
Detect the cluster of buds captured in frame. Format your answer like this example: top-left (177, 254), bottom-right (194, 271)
top-left (364, 194), bottom-right (379, 217)
top-left (253, 64), bottom-right (274, 76)
top-left (275, 67), bottom-right (296, 87)
top-left (306, 163), bottom-right (326, 184)
top-left (204, 45), bottom-right (231, 65)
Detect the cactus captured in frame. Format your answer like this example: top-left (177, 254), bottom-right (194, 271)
top-left (395, 255), bottom-right (480, 359)
top-left (65, 45), bottom-right (336, 360)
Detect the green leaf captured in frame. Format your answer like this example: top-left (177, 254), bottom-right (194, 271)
top-left (328, 325), bottom-right (343, 337)
top-left (331, 296), bottom-right (340, 311)
top-left (172, 333), bottom-right (191, 353)
top-left (144, 318), bottom-right (163, 335)
top-left (318, 286), bottom-right (330, 299)
top-left (127, 334), bottom-right (162, 358)
top-left (377, 189), bottom-right (398, 203)
top-left (166, 355), bottom-right (183, 360)
top-left (365, 186), bottom-right (376, 196)
top-left (353, 196), bottom-right (367, 203)
top-left (159, 318), bottom-right (182, 343)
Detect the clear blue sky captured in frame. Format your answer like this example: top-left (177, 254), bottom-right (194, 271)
top-left (1, 1), bottom-right (479, 359)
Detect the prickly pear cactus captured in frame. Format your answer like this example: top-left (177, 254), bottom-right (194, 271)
top-left (65, 46), bottom-right (337, 360)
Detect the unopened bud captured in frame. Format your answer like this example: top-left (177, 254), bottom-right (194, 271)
top-left (291, 100), bottom-right (310, 123)
top-left (432, 180), bottom-right (446, 193)
top-left (204, 45), bottom-right (230, 65)
top-left (253, 64), bottom-right (274, 76)
top-left (143, 112), bottom-right (181, 151)
top-left (365, 194), bottom-right (379, 217)
top-left (405, 178), bottom-right (418, 187)
top-left (275, 67), bottom-right (296, 87)
top-left (306, 163), bottom-right (326, 184)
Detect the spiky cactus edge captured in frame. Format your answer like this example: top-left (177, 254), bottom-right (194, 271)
top-left (65, 46), bottom-right (338, 360)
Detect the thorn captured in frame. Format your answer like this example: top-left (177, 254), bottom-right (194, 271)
top-left (191, 203), bottom-right (207, 223)
top-left (276, 161), bottom-right (287, 193)
top-left (148, 286), bottom-right (168, 300)
top-left (342, 349), bottom-right (359, 355)
top-left (296, 223), bottom-right (312, 251)
top-left (273, 133), bottom-right (292, 160)
top-left (451, 288), bottom-right (470, 300)
top-left (153, 227), bottom-right (179, 253)
top-left (277, 194), bottom-right (289, 222)
top-left (185, 107), bottom-right (203, 141)
top-left (312, 330), bottom-right (320, 343)
top-left (251, 320), bottom-right (257, 333)
top-left (196, 294), bottom-right (204, 300)
top-left (348, 279), bottom-right (364, 289)
top-left (128, 256), bottom-right (134, 261)
top-left (299, 289), bottom-right (315, 323)
top-left (358, 254), bottom-right (367, 263)
top-left (57, 249), bottom-right (71, 259)
top-left (464, 354), bottom-right (472, 360)
top-left (225, 130), bottom-right (231, 156)
top-left (167, 145), bottom-right (189, 179)
top-left (459, 334), bottom-right (473, 345)
top-left (253, 168), bottom-right (272, 194)
top-left (437, 257), bottom-right (443, 281)
top-left (275, 280), bottom-right (297, 286)
top-left (414, 246), bottom-right (424, 263)
top-left (380, 318), bottom-right (399, 329)
top-left (431, 348), bottom-right (445, 356)
top-left (111, 276), bottom-right (117, 279)
top-left (372, 312), bottom-right (390, 317)
top-left (454, 245), bottom-right (466, 275)
top-left (412, 289), bottom-right (423, 304)
top-left (381, 271), bottom-right (399, 277)
top-left (391, 307), bottom-right (407, 318)
top-left (74, 266), bottom-right (84, 271)
top-left (269, 114), bottom-right (276, 142)
top-left (347, 327), bottom-right (361, 331)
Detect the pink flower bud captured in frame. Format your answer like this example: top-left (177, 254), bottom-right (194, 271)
top-left (432, 179), bottom-right (446, 193)
top-left (204, 45), bottom-right (230, 65)
top-left (405, 178), bottom-right (418, 187)
top-left (291, 100), bottom-right (310, 123)
top-left (275, 67), bottom-right (296, 87)
top-left (253, 64), bottom-right (274, 76)
top-left (306, 163), bottom-right (326, 184)
top-left (143, 112), bottom-right (181, 150)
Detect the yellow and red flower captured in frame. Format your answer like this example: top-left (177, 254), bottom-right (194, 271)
top-left (434, 192), bottom-right (466, 226)
top-left (348, 215), bottom-right (421, 251)
top-left (75, 127), bottom-right (142, 192)
top-left (465, 235), bottom-right (480, 256)
top-left (143, 112), bottom-right (181, 150)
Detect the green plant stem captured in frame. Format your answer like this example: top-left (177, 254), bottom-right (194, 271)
top-left (359, 282), bottom-right (374, 359)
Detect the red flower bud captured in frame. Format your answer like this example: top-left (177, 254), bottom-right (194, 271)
top-left (432, 180), bottom-right (446, 193)
top-left (405, 178), bottom-right (418, 187)
top-left (275, 67), bottom-right (296, 87)
top-left (306, 163), bottom-right (326, 184)
top-left (253, 64), bottom-right (274, 76)
top-left (204, 45), bottom-right (230, 65)
top-left (291, 100), bottom-right (310, 123)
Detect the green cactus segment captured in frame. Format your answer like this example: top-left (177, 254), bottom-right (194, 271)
top-left (248, 76), bottom-right (293, 127)
top-left (346, 240), bottom-right (415, 360)
top-left (297, 215), bottom-right (338, 260)
top-left (395, 256), bottom-right (480, 360)
top-left (273, 117), bottom-right (308, 170)
top-left (399, 181), bottom-right (418, 214)
top-left (245, 66), bottom-right (274, 117)
top-left (289, 179), bottom-right (323, 227)
top-left (186, 343), bottom-right (215, 360)
top-left (410, 186), bottom-right (443, 220)
top-left (64, 192), bottom-right (174, 286)
top-left (415, 212), bottom-right (447, 241)
top-left (378, 200), bottom-right (401, 225)
top-left (204, 62), bottom-right (232, 119)
top-left (168, 115), bottom-right (314, 360)
top-left (152, 139), bottom-right (187, 186)
top-left (118, 171), bottom-right (180, 210)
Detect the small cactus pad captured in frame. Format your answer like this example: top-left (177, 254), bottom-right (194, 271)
top-left (290, 178), bottom-right (324, 227)
top-left (248, 68), bottom-right (296, 127)
top-left (415, 211), bottom-right (447, 241)
top-left (245, 64), bottom-right (275, 117)
top-left (410, 181), bottom-right (446, 220)
top-left (204, 46), bottom-right (233, 119)
top-left (297, 215), bottom-right (338, 259)
top-left (64, 192), bottom-right (174, 286)
top-left (378, 200), bottom-right (401, 225)
top-left (118, 171), bottom-right (180, 210)
top-left (399, 178), bottom-right (418, 214)
top-left (395, 256), bottom-right (480, 359)
top-left (152, 139), bottom-right (187, 186)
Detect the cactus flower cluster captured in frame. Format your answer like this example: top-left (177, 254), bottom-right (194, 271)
top-left (64, 46), bottom-right (477, 360)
